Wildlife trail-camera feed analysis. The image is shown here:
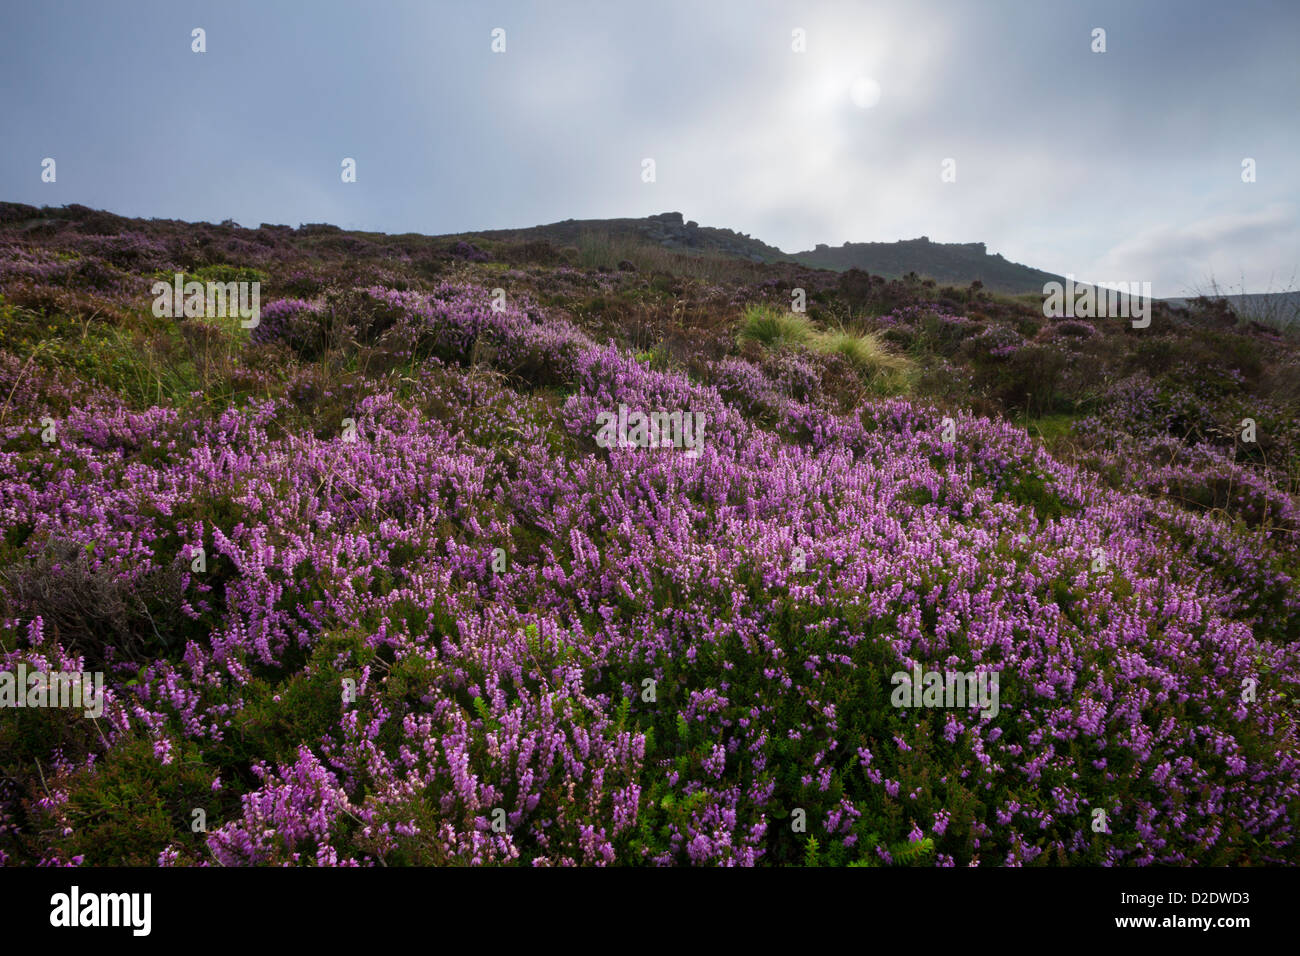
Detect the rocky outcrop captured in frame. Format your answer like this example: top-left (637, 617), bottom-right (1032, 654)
top-left (637, 212), bottom-right (777, 262)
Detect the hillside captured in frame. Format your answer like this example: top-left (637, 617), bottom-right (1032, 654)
top-left (0, 202), bottom-right (1298, 867)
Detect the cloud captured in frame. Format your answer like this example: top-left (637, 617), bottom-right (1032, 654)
top-left (1, 0), bottom-right (1296, 293)
top-left (1088, 204), bottom-right (1299, 296)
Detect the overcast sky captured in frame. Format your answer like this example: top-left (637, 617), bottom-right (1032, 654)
top-left (2, 0), bottom-right (1296, 297)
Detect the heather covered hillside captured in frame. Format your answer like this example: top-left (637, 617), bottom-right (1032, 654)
top-left (0, 203), bottom-right (1298, 866)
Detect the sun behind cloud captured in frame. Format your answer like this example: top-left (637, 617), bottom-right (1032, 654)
top-left (850, 75), bottom-right (882, 109)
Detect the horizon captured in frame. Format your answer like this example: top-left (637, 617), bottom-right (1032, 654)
top-left (2, 0), bottom-right (1297, 297)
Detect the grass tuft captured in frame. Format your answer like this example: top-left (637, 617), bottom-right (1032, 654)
top-left (738, 304), bottom-right (813, 348)
top-left (813, 327), bottom-right (909, 378)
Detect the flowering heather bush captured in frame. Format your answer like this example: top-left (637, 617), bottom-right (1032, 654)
top-left (64, 232), bottom-right (176, 273)
top-left (874, 306), bottom-right (981, 357)
top-left (1051, 319), bottom-right (1099, 340)
top-left (448, 240), bottom-right (490, 262)
top-left (250, 298), bottom-right (328, 351)
top-left (965, 324), bottom-right (1025, 359)
top-left (0, 243), bottom-right (75, 286)
top-left (540, 265), bottom-right (619, 294)
top-left (1, 208), bottom-right (1298, 868)
top-left (763, 350), bottom-right (823, 402)
top-left (1073, 373), bottom-right (1300, 555)
top-left (280, 270), bottom-right (326, 298)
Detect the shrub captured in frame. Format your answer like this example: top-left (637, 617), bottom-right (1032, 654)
top-left (1053, 319), bottom-right (1098, 339)
top-left (249, 297), bottom-right (328, 354)
top-left (448, 240), bottom-right (490, 262)
top-left (0, 538), bottom-right (187, 671)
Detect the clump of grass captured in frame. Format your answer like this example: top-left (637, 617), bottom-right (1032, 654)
top-left (577, 230), bottom-right (623, 270)
top-left (739, 306), bottom-right (910, 391)
top-left (739, 303), bottom-right (813, 348)
top-left (813, 327), bottom-right (909, 378)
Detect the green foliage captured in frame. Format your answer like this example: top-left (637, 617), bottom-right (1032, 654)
top-left (890, 835), bottom-right (935, 865)
top-left (803, 835), bottom-right (821, 867)
top-left (28, 736), bottom-right (229, 866)
top-left (634, 343), bottom-right (670, 370)
top-left (472, 695), bottom-right (501, 732)
top-left (999, 466), bottom-right (1079, 522)
top-left (203, 630), bottom-right (371, 779)
top-left (614, 695), bottom-right (632, 733)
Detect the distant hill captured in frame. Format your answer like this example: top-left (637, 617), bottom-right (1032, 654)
top-left (791, 237), bottom-right (1066, 295)
top-left (450, 214), bottom-right (1065, 294)
top-left (455, 212), bottom-right (789, 264)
